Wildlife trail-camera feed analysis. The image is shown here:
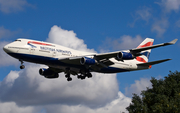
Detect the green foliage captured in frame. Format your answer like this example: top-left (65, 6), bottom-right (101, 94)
top-left (126, 71), bottom-right (180, 113)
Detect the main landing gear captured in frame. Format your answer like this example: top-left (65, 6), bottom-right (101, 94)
top-left (65, 68), bottom-right (93, 82)
top-left (65, 73), bottom-right (72, 81)
top-left (65, 68), bottom-right (72, 81)
top-left (19, 60), bottom-right (25, 69)
top-left (77, 72), bottom-right (92, 80)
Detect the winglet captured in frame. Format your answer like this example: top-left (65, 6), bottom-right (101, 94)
top-left (167, 39), bottom-right (178, 45)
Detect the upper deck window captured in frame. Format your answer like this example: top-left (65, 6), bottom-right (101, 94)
top-left (15, 39), bottom-right (21, 42)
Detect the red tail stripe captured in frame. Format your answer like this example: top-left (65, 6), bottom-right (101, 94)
top-left (136, 57), bottom-right (147, 63)
top-left (137, 42), bottom-right (153, 48)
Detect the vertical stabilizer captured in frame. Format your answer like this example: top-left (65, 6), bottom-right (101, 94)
top-left (136, 38), bottom-right (154, 63)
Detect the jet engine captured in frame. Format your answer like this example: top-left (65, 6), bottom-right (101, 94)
top-left (39, 68), bottom-right (59, 78)
top-left (80, 57), bottom-right (96, 65)
top-left (116, 52), bottom-right (134, 61)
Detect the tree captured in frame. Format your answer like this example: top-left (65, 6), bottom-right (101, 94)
top-left (126, 71), bottom-right (180, 113)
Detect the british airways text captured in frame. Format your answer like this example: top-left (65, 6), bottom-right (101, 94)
top-left (40, 46), bottom-right (72, 54)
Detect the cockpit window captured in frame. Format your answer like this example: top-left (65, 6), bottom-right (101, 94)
top-left (15, 39), bottom-right (21, 42)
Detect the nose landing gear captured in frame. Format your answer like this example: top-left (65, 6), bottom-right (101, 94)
top-left (20, 65), bottom-right (25, 69)
top-left (19, 60), bottom-right (25, 69)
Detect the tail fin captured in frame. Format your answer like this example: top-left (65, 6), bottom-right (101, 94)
top-left (136, 38), bottom-right (154, 63)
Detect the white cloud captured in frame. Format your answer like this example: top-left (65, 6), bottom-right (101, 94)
top-left (130, 7), bottom-right (152, 27)
top-left (157, 0), bottom-right (180, 13)
top-left (0, 91), bottom-right (131, 113)
top-left (151, 18), bottom-right (168, 37)
top-left (151, 0), bottom-right (180, 37)
top-left (45, 92), bottom-right (131, 113)
top-left (0, 0), bottom-right (34, 13)
top-left (99, 35), bottom-right (143, 52)
top-left (0, 64), bottom-right (119, 107)
top-left (0, 62), bottom-right (131, 113)
top-left (135, 7), bottom-right (152, 22)
top-left (130, 0), bottom-right (180, 39)
top-left (0, 101), bottom-right (37, 113)
top-left (47, 25), bottom-right (95, 53)
top-left (0, 26), bottom-right (21, 39)
top-left (4, 70), bottom-right (20, 87)
top-left (125, 78), bottom-right (152, 97)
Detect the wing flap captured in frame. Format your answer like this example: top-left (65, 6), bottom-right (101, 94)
top-left (58, 57), bottom-right (82, 65)
top-left (58, 56), bottom-right (114, 67)
top-left (94, 51), bottom-right (118, 60)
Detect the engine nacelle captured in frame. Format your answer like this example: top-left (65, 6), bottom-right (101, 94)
top-left (80, 57), bottom-right (96, 65)
top-left (116, 52), bottom-right (134, 61)
top-left (39, 68), bottom-right (59, 78)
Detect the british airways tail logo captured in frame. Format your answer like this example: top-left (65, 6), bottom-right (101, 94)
top-left (137, 42), bottom-right (153, 48)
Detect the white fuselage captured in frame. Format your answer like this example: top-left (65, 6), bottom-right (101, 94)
top-left (3, 39), bottom-right (149, 74)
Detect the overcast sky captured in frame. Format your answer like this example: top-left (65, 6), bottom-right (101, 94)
top-left (0, 0), bottom-right (180, 113)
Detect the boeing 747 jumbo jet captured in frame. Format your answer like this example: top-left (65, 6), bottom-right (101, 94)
top-left (3, 38), bottom-right (177, 81)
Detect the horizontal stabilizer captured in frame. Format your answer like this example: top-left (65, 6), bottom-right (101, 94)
top-left (137, 59), bottom-right (171, 66)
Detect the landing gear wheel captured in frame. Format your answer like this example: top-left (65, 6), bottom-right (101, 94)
top-left (65, 74), bottom-right (70, 78)
top-left (20, 65), bottom-right (25, 69)
top-left (77, 75), bottom-right (81, 79)
top-left (86, 73), bottom-right (92, 78)
top-left (81, 76), bottom-right (86, 80)
top-left (67, 77), bottom-right (72, 81)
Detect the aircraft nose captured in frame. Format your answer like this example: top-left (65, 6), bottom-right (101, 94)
top-left (3, 45), bottom-right (9, 53)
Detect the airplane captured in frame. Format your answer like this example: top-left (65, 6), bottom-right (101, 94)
top-left (3, 38), bottom-right (178, 81)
